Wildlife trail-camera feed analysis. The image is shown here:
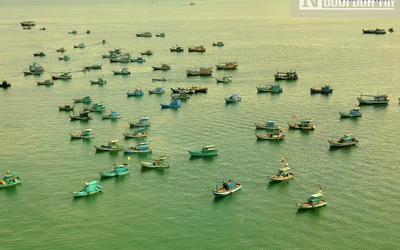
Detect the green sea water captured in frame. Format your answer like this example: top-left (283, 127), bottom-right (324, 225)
top-left (1, 0), bottom-right (400, 249)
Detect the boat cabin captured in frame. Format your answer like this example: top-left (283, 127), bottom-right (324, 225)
top-left (277, 166), bottom-right (291, 177)
top-left (307, 193), bottom-right (323, 204)
top-left (82, 129), bottom-right (92, 136)
top-left (222, 179), bottom-right (237, 190)
top-left (84, 180), bottom-right (99, 192)
top-left (300, 119), bottom-right (313, 126)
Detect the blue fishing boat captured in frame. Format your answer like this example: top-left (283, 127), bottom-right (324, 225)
top-left (161, 98), bottom-right (181, 108)
top-left (94, 139), bottom-right (122, 151)
top-left (69, 128), bottom-right (95, 139)
top-left (72, 180), bottom-right (103, 198)
top-left (140, 154), bottom-right (169, 169)
top-left (73, 96), bottom-right (92, 103)
top-left (225, 93), bottom-right (241, 103)
top-left (83, 103), bottom-right (106, 112)
top-left (99, 163), bottom-right (130, 178)
top-left (296, 189), bottom-right (327, 210)
top-left (123, 127), bottom-right (147, 138)
top-left (128, 116), bottom-right (151, 127)
top-left (328, 133), bottom-right (358, 147)
top-left (267, 157), bottom-right (294, 182)
top-left (254, 121), bottom-right (282, 130)
top-left (130, 57), bottom-right (146, 63)
top-left (274, 70), bottom-right (298, 80)
top-left (127, 88), bottom-right (144, 97)
top-left (256, 84), bottom-right (283, 93)
top-left (213, 179), bottom-right (241, 197)
top-left (148, 87), bottom-right (165, 94)
top-left (310, 85), bottom-right (333, 94)
top-left (189, 145), bottom-right (218, 157)
top-left (102, 111), bottom-right (122, 119)
top-left (0, 171), bottom-right (22, 188)
top-left (122, 140), bottom-right (152, 153)
top-left (357, 94), bottom-right (389, 105)
top-left (339, 106), bottom-right (362, 118)
top-left (287, 119), bottom-right (315, 130)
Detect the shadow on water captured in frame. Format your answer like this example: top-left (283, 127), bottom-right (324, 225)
top-left (189, 155), bottom-right (217, 162)
top-left (2, 185), bottom-right (21, 197)
top-left (296, 205), bottom-right (327, 215)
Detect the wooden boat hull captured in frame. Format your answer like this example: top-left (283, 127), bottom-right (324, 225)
top-left (357, 98), bottom-right (389, 105)
top-left (58, 105), bottom-right (74, 111)
top-left (122, 146), bottom-right (152, 154)
top-left (254, 122), bottom-right (281, 130)
top-left (99, 170), bottom-right (130, 178)
top-left (339, 112), bottom-right (362, 118)
top-left (94, 145), bottom-right (122, 151)
top-left (70, 132), bottom-right (95, 139)
top-left (127, 92), bottom-right (144, 97)
top-left (140, 161), bottom-right (169, 169)
top-left (267, 173), bottom-right (294, 182)
top-left (255, 133), bottom-right (285, 140)
top-left (213, 184), bottom-right (241, 197)
top-left (160, 104), bottom-right (181, 108)
top-left (287, 122), bottom-right (315, 130)
top-left (128, 122), bottom-right (151, 127)
top-left (123, 132), bottom-right (147, 138)
top-left (72, 186), bottom-right (102, 198)
top-left (149, 90), bottom-right (165, 94)
top-left (328, 140), bottom-right (358, 147)
top-left (69, 115), bottom-right (92, 120)
top-left (310, 88), bottom-right (333, 94)
top-left (296, 200), bottom-right (327, 210)
top-left (188, 151), bottom-right (218, 157)
top-left (102, 115), bottom-right (122, 119)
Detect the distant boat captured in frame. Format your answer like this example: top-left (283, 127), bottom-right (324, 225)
top-left (0, 170), bottom-right (22, 188)
top-left (257, 84), bottom-right (282, 93)
top-left (189, 145), bottom-right (218, 157)
top-left (215, 76), bottom-right (232, 83)
top-left (170, 45), bottom-right (184, 52)
top-left (58, 55), bottom-right (70, 61)
top-left (73, 43), bottom-right (85, 48)
top-left (362, 28), bottom-right (386, 34)
top-left (140, 50), bottom-right (153, 55)
top-left (389, 28), bottom-right (394, 32)
top-left (33, 51), bottom-right (45, 57)
top-left (73, 96), bottom-right (92, 103)
top-left (122, 140), bottom-right (152, 154)
top-left (90, 77), bottom-right (106, 85)
top-left (68, 30), bottom-right (77, 34)
top-left (99, 163), bottom-right (130, 178)
top-left (212, 41), bottom-right (224, 47)
top-left (328, 133), bottom-right (358, 147)
top-left (148, 86), bottom-right (165, 94)
top-left (128, 116), bottom-right (151, 127)
top-left (339, 106), bottom-right (362, 118)
top-left (161, 98), bottom-right (181, 108)
top-left (155, 32), bottom-right (165, 37)
top-left (254, 121), bottom-right (282, 131)
top-left (310, 85), bottom-right (333, 94)
top-left (24, 69), bottom-right (42, 75)
top-left (274, 70), bottom-right (298, 80)
top-left (357, 94), bottom-right (388, 105)
top-left (225, 93), bottom-right (241, 103)
top-left (37, 79), bottom-right (54, 86)
top-left (1, 80), bottom-right (11, 88)
top-left (213, 179), bottom-right (241, 197)
top-left (113, 68), bottom-right (131, 75)
top-left (130, 57), bottom-right (146, 63)
top-left (51, 73), bottom-right (71, 80)
top-left (151, 78), bottom-right (166, 82)
top-left (188, 45), bottom-right (206, 52)
top-left (216, 61), bottom-right (237, 70)
top-left (102, 111), bottom-right (122, 119)
top-left (287, 119), bottom-right (315, 130)
top-left (123, 127), bottom-right (147, 138)
top-left (83, 103), bottom-right (106, 112)
top-left (255, 131), bottom-right (286, 140)
top-left (190, 2), bottom-right (195, 5)
top-left (72, 180), bottom-right (102, 198)
top-left (127, 88), bottom-right (144, 97)
top-left (136, 31), bottom-right (152, 37)
top-left (152, 63), bottom-right (170, 70)
top-left (69, 111), bottom-right (93, 121)
top-left (94, 139), bottom-right (122, 151)
top-left (69, 128), bottom-right (95, 139)
top-left (296, 189), bottom-right (327, 210)
top-left (58, 104), bottom-right (74, 111)
top-left (21, 21), bottom-right (35, 26)
top-left (186, 67), bottom-right (212, 76)
top-left (140, 154), bottom-right (169, 169)
top-left (267, 158), bottom-right (294, 182)
top-left (57, 47), bottom-right (66, 52)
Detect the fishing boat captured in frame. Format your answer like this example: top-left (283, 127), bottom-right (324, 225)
top-left (1, 80), bottom-right (11, 88)
top-left (170, 45), bottom-right (184, 52)
top-left (57, 47), bottom-right (66, 52)
top-left (362, 28), bottom-right (386, 34)
top-left (188, 45), bottom-right (206, 52)
top-left (328, 133), bottom-right (358, 147)
top-left (69, 111), bottom-right (93, 120)
top-left (140, 154), bottom-right (169, 169)
top-left (171, 92), bottom-right (190, 100)
top-left (255, 131), bottom-right (286, 140)
top-left (94, 139), bottom-right (122, 151)
top-left (191, 86), bottom-right (208, 93)
top-left (37, 79), bottom-right (54, 86)
top-left (127, 88), bottom-right (144, 97)
top-left (130, 57), bottom-right (146, 63)
top-left (389, 28), bottom-right (394, 32)
top-left (161, 98), bottom-right (181, 108)
top-left (155, 32), bottom-right (165, 37)
top-left (339, 106), bottom-right (362, 118)
top-left (189, 145), bottom-right (218, 157)
top-left (0, 171), bottom-right (22, 188)
top-left (73, 96), bottom-right (92, 103)
top-left (122, 140), bottom-right (152, 153)
top-left (186, 67), bottom-right (212, 76)
top-left (33, 51), bottom-right (45, 57)
top-left (152, 63), bottom-right (171, 70)
top-left (213, 179), bottom-right (241, 197)
top-left (287, 119), bottom-right (315, 130)
top-left (225, 93), bottom-right (241, 103)
top-left (24, 69), bottom-right (42, 75)
top-left (128, 116), bottom-right (151, 127)
top-left (83, 103), bottom-right (106, 112)
top-left (136, 31), bottom-right (152, 37)
top-left (58, 55), bottom-right (70, 61)
top-left (69, 128), bottom-right (95, 139)
top-left (274, 70), bottom-right (298, 80)
top-left (51, 73), bottom-right (71, 80)
top-left (152, 77), bottom-right (166, 82)
top-left (102, 111), bottom-right (122, 119)
top-left (296, 189), bottom-right (327, 210)
top-left (73, 43), bottom-right (85, 48)
top-left (113, 68), bottom-right (131, 75)
top-left (212, 41), bottom-right (224, 47)
top-left (90, 77), bottom-right (107, 85)
top-left (257, 84), bottom-right (283, 93)
top-left (123, 127), bottom-right (147, 138)
top-left (357, 94), bottom-right (389, 105)
top-left (68, 30), bottom-right (77, 34)
top-left (21, 21), bottom-right (35, 26)
top-left (72, 180), bottom-right (103, 198)
top-left (310, 85), bottom-right (333, 94)
top-left (254, 121), bottom-right (282, 131)
top-left (140, 50), bottom-right (153, 55)
top-left (215, 61), bottom-right (238, 70)
top-left (58, 104), bottom-right (75, 111)
top-left (267, 158), bottom-right (294, 182)
top-left (148, 87), bottom-right (165, 94)
top-left (215, 76), bottom-right (232, 83)
top-left (171, 87), bottom-right (195, 94)
top-left (99, 163), bottom-right (130, 178)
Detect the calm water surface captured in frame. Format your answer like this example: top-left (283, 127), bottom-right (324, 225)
top-left (1, 0), bottom-right (400, 249)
